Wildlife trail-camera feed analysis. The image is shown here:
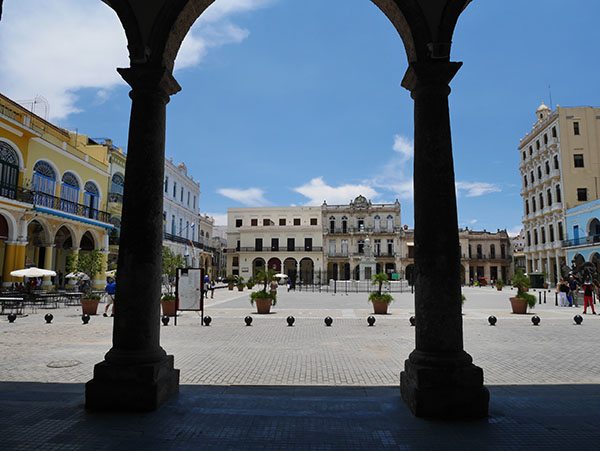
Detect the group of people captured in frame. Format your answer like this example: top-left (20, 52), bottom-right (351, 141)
top-left (557, 275), bottom-right (597, 314)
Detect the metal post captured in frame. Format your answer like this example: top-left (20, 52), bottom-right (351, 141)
top-left (538, 291), bottom-right (541, 305)
top-left (555, 292), bottom-right (558, 306)
top-left (543, 291), bottom-right (546, 304)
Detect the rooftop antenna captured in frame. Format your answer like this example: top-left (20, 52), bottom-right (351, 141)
top-left (548, 85), bottom-right (553, 110)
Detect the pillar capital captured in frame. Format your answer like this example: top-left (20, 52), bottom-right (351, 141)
top-left (117, 65), bottom-right (181, 102)
top-left (401, 61), bottom-right (462, 94)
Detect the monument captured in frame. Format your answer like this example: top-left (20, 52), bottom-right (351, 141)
top-left (359, 235), bottom-right (377, 281)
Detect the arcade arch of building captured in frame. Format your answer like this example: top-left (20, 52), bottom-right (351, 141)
top-left (2, 0), bottom-right (486, 418)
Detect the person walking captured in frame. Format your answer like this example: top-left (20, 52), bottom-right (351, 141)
top-left (567, 275), bottom-right (578, 307)
top-left (557, 278), bottom-right (569, 307)
top-left (582, 278), bottom-right (596, 314)
top-left (270, 279), bottom-right (278, 302)
top-left (103, 277), bottom-right (116, 317)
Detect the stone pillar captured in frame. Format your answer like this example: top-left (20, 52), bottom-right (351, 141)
top-left (555, 254), bottom-right (561, 281)
top-left (399, 61), bottom-right (488, 418)
top-left (86, 65), bottom-right (181, 411)
top-left (2, 242), bottom-right (17, 286)
top-left (546, 255), bottom-right (552, 284)
top-left (42, 244), bottom-right (54, 287)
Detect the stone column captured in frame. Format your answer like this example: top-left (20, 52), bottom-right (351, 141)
top-left (86, 65), bottom-right (181, 411)
top-left (2, 241), bottom-right (17, 286)
top-left (400, 61), bottom-right (488, 418)
top-left (555, 254), bottom-right (561, 281)
top-left (42, 244), bottom-right (54, 287)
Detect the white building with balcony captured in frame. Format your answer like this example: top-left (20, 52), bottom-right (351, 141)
top-left (519, 103), bottom-right (600, 283)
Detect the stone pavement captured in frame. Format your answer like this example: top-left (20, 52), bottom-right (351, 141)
top-left (1, 286), bottom-right (600, 449)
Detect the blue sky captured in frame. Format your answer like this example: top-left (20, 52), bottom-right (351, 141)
top-left (1, 0), bottom-right (600, 231)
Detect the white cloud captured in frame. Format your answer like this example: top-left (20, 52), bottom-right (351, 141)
top-left (217, 187), bottom-right (270, 207)
top-left (455, 182), bottom-right (501, 197)
top-left (0, 0), bottom-right (274, 120)
top-left (370, 135), bottom-right (414, 201)
top-left (392, 134), bottom-right (414, 161)
top-left (294, 177), bottom-right (378, 206)
top-left (204, 212), bottom-right (228, 226)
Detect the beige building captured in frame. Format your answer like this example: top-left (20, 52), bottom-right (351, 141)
top-left (226, 207), bottom-right (324, 282)
top-left (519, 103), bottom-right (600, 282)
top-left (400, 228), bottom-right (512, 285)
top-left (322, 196), bottom-right (402, 280)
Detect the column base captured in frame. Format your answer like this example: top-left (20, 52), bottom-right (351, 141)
top-left (400, 354), bottom-right (489, 419)
top-left (85, 354), bottom-right (179, 412)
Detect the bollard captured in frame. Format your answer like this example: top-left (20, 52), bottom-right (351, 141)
top-left (488, 316), bottom-right (497, 326)
top-left (324, 316), bottom-right (333, 327)
top-left (287, 316), bottom-right (295, 327)
top-left (574, 315), bottom-right (583, 325)
top-left (203, 315), bottom-right (212, 326)
top-left (161, 315), bottom-right (169, 326)
top-left (531, 315), bottom-right (541, 326)
top-left (367, 316), bottom-right (376, 326)
top-left (44, 314), bottom-right (53, 324)
top-left (7, 313), bottom-right (16, 323)
top-left (409, 316), bottom-right (416, 327)
top-left (538, 291), bottom-right (541, 305)
top-left (82, 314), bottom-right (90, 324)
top-left (244, 316), bottom-right (253, 326)
top-left (555, 292), bottom-right (558, 306)
top-left (544, 291), bottom-right (546, 304)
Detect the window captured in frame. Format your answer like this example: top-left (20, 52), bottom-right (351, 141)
top-left (341, 239), bottom-right (348, 256)
top-left (357, 219), bottom-right (365, 230)
top-left (530, 171), bottom-right (534, 184)
top-left (180, 187), bottom-right (184, 202)
top-left (171, 215), bottom-right (176, 235)
top-left (387, 215), bottom-right (394, 232)
top-left (185, 221), bottom-right (189, 239)
top-left (271, 238), bottom-right (279, 252)
top-left (539, 193), bottom-right (544, 209)
top-left (164, 176), bottom-right (168, 193)
top-left (279, 218), bottom-right (286, 226)
top-left (358, 240), bottom-right (365, 254)
top-left (545, 161), bottom-right (550, 175)
top-left (341, 217), bottom-right (348, 233)
top-left (558, 222), bottom-right (564, 241)
top-left (532, 197), bottom-right (536, 212)
top-left (541, 226), bottom-right (546, 244)
top-left (547, 189), bottom-right (552, 205)
top-left (374, 215), bottom-right (381, 231)
top-left (173, 182), bottom-right (176, 198)
top-left (556, 185), bottom-right (562, 203)
top-left (476, 244), bottom-right (482, 258)
top-left (310, 218), bottom-right (318, 226)
top-left (468, 245), bottom-right (472, 258)
top-left (293, 218), bottom-right (301, 226)
top-left (179, 218), bottom-right (183, 236)
top-left (408, 245), bottom-right (414, 258)
top-left (529, 146), bottom-right (533, 156)
top-left (500, 244), bottom-right (506, 259)
top-left (574, 154), bottom-right (584, 168)
top-left (553, 155), bottom-right (559, 170)
top-left (374, 239), bottom-right (381, 256)
top-left (537, 166), bottom-right (542, 179)
top-left (83, 181), bottom-right (99, 217)
top-left (524, 176), bottom-right (528, 188)
top-left (111, 173), bottom-right (125, 196)
top-left (577, 188), bottom-right (588, 201)
top-left (549, 224), bottom-right (555, 242)
top-left (193, 196), bottom-right (196, 209)
top-left (60, 172), bottom-right (80, 212)
top-left (235, 219), bottom-right (242, 228)
top-left (543, 133), bottom-right (548, 145)
top-left (536, 140), bottom-right (540, 150)
top-left (552, 126), bottom-right (557, 138)
top-left (287, 238), bottom-right (295, 251)
top-left (304, 238), bottom-right (312, 251)
top-left (534, 229), bottom-right (538, 245)
top-left (0, 142), bottom-right (19, 199)
top-left (525, 200), bottom-right (529, 215)
top-left (32, 160), bottom-right (56, 198)
top-left (522, 151), bottom-right (526, 161)
top-left (526, 231), bottom-right (531, 247)
top-left (255, 238), bottom-right (263, 251)
top-left (187, 191), bottom-right (190, 206)
top-left (236, 240), bottom-right (240, 251)
top-left (263, 219), bottom-right (273, 226)
top-left (490, 244), bottom-right (496, 259)
top-left (251, 218), bottom-right (258, 226)
top-left (328, 239), bottom-right (336, 255)
top-left (232, 256), bottom-right (239, 266)
top-left (329, 217), bottom-right (335, 233)
top-left (574, 121), bottom-right (580, 135)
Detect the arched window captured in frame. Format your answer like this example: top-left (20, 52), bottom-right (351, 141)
top-left (476, 244), bottom-right (482, 258)
top-left (32, 161), bottom-right (56, 207)
top-left (532, 197), bottom-right (536, 212)
top-left (490, 244), bottom-right (496, 259)
top-left (60, 172), bottom-right (80, 213)
top-left (523, 176), bottom-right (528, 188)
top-left (84, 181), bottom-right (99, 218)
top-left (547, 189), bottom-right (552, 205)
top-left (0, 141), bottom-right (20, 199)
top-left (374, 215), bottom-right (381, 232)
top-left (109, 217), bottom-right (121, 242)
top-left (387, 215), bottom-right (394, 232)
top-left (545, 161), bottom-right (550, 175)
top-left (525, 200), bottom-right (529, 215)
top-left (556, 185), bottom-right (562, 203)
top-left (539, 192), bottom-right (544, 210)
top-left (341, 216), bottom-right (348, 233)
top-left (553, 155), bottom-right (559, 170)
top-left (329, 216), bottom-right (335, 233)
top-left (111, 173), bottom-right (125, 195)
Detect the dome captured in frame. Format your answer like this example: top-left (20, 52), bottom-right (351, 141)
top-left (536, 102), bottom-right (550, 113)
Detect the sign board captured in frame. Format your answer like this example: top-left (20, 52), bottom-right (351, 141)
top-left (176, 268), bottom-right (203, 311)
top-left (391, 272), bottom-right (400, 281)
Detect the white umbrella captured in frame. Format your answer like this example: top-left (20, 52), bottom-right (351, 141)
top-left (275, 273), bottom-right (289, 279)
top-left (105, 269), bottom-right (117, 277)
top-left (10, 267), bottom-right (57, 278)
top-left (65, 271), bottom-right (90, 280)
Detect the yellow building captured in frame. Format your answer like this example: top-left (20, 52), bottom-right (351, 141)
top-left (0, 93), bottom-right (112, 288)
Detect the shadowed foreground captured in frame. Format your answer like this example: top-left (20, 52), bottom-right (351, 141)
top-left (0, 382), bottom-right (598, 449)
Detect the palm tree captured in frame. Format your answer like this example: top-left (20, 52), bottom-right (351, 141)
top-left (255, 268), bottom-right (277, 293)
top-left (372, 272), bottom-right (389, 295)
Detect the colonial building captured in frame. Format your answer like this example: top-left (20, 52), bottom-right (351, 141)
top-left (401, 228), bottom-right (512, 285)
top-left (0, 92), bottom-right (112, 288)
top-left (563, 198), bottom-right (600, 274)
top-left (511, 229), bottom-right (526, 274)
top-left (519, 103), bottom-right (600, 283)
top-left (226, 206), bottom-right (324, 282)
top-left (322, 196), bottom-right (402, 281)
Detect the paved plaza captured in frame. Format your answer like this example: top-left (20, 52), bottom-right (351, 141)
top-left (1, 286), bottom-right (600, 449)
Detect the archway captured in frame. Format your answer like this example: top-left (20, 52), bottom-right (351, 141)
top-left (25, 219), bottom-right (50, 268)
top-left (588, 218), bottom-right (600, 240)
top-left (54, 225), bottom-right (76, 286)
top-left (299, 258), bottom-right (314, 284)
top-left (591, 253), bottom-right (600, 277)
top-left (267, 257), bottom-right (281, 273)
top-left (327, 262), bottom-right (338, 281)
top-left (87, 0), bottom-right (487, 419)
top-left (252, 258), bottom-right (265, 278)
top-left (283, 257), bottom-right (297, 280)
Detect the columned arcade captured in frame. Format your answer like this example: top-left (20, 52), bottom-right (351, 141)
top-left (84, 0), bottom-right (488, 418)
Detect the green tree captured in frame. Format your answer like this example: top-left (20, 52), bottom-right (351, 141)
top-left (162, 246), bottom-right (185, 293)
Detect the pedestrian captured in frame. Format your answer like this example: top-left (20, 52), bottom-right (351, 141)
top-left (557, 278), bottom-right (569, 307)
top-left (568, 275), bottom-right (578, 307)
top-left (287, 277), bottom-right (291, 292)
top-left (209, 279), bottom-right (215, 299)
top-left (270, 278), bottom-right (278, 302)
top-left (103, 277), bottom-right (116, 317)
top-left (582, 278), bottom-right (596, 314)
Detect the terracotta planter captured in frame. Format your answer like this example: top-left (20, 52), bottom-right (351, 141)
top-left (510, 297), bottom-right (528, 314)
top-left (228, 284), bottom-right (234, 291)
top-left (496, 287), bottom-right (503, 291)
top-left (81, 299), bottom-right (99, 315)
top-left (255, 298), bottom-right (273, 314)
top-left (161, 300), bottom-right (176, 317)
top-left (237, 286), bottom-right (244, 292)
top-left (371, 300), bottom-right (389, 315)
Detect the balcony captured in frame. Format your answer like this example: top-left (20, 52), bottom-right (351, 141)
top-left (108, 192), bottom-right (123, 204)
top-left (465, 254), bottom-right (510, 261)
top-left (324, 226), bottom-right (402, 235)
top-left (562, 235), bottom-right (600, 248)
top-left (163, 232), bottom-right (216, 253)
top-left (236, 246), bottom-right (323, 253)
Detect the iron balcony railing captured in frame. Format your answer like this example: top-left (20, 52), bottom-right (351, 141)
top-left (108, 192), bottom-right (123, 203)
top-left (163, 232), bottom-right (216, 253)
top-left (325, 226), bottom-right (402, 234)
top-left (562, 235), bottom-right (600, 248)
top-left (0, 184), bottom-right (111, 223)
top-left (237, 246), bottom-right (323, 253)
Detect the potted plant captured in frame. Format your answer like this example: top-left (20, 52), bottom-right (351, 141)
top-left (369, 272), bottom-right (393, 314)
top-left (246, 278), bottom-right (255, 289)
top-left (226, 275), bottom-right (236, 291)
top-left (236, 277), bottom-right (245, 292)
top-left (75, 250), bottom-right (104, 315)
top-left (250, 269), bottom-right (277, 314)
top-left (510, 269), bottom-right (536, 314)
top-left (495, 279), bottom-right (504, 291)
top-left (161, 293), bottom-right (176, 316)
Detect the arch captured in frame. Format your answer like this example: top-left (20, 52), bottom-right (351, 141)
top-left (0, 138), bottom-right (25, 169)
top-left (267, 257), bottom-right (281, 273)
top-left (252, 257), bottom-right (265, 278)
top-left (60, 171), bottom-right (81, 212)
top-left (111, 172), bottom-right (125, 195)
top-left (54, 225), bottom-right (76, 250)
top-left (0, 209), bottom-right (18, 241)
top-left (587, 217), bottom-right (600, 239)
top-left (32, 160), bottom-right (58, 200)
top-left (80, 231), bottom-right (97, 251)
top-left (299, 257), bottom-right (314, 284)
top-left (573, 253), bottom-right (585, 270)
top-left (84, 180), bottom-right (101, 218)
top-left (26, 217), bottom-right (52, 245)
top-left (283, 257), bottom-right (297, 278)
top-left (591, 253), bottom-right (600, 275)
